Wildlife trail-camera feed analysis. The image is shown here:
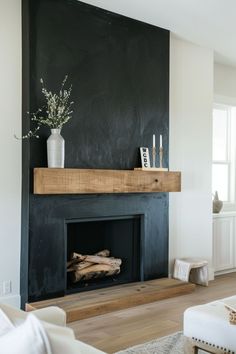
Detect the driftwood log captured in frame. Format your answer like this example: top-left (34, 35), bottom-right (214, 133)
top-left (67, 249), bottom-right (122, 283)
top-left (72, 264), bottom-right (121, 282)
top-left (67, 249), bottom-right (110, 271)
top-left (72, 254), bottom-right (122, 267)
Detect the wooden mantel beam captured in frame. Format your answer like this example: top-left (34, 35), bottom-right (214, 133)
top-left (34, 168), bottom-right (181, 195)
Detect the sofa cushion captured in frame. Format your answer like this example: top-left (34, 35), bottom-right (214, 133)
top-left (0, 303), bottom-right (26, 327)
top-left (0, 311), bottom-right (84, 354)
top-left (0, 314), bottom-right (52, 354)
top-left (0, 309), bottom-right (14, 336)
top-left (0, 304), bottom-right (104, 353)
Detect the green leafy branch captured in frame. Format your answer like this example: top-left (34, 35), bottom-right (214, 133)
top-left (15, 75), bottom-right (74, 139)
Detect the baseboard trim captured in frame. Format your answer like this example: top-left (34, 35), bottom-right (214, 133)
top-left (0, 294), bottom-right (21, 308)
top-left (208, 267), bottom-right (215, 281)
top-left (215, 268), bottom-right (236, 276)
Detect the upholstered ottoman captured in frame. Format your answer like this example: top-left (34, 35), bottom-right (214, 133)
top-left (184, 296), bottom-right (236, 353)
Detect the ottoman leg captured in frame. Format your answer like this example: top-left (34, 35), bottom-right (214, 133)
top-left (184, 337), bottom-right (228, 354)
top-left (184, 338), bottom-right (198, 354)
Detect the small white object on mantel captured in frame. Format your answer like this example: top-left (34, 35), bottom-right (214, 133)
top-left (160, 134), bottom-right (162, 148)
top-left (153, 134), bottom-right (156, 148)
top-left (140, 147), bottom-right (151, 168)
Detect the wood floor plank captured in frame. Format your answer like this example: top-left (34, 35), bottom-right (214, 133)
top-left (67, 273), bottom-right (236, 353)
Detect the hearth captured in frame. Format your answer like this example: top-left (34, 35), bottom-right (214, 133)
top-left (66, 215), bottom-right (143, 293)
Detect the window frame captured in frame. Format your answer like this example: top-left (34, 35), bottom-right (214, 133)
top-left (212, 99), bottom-right (236, 211)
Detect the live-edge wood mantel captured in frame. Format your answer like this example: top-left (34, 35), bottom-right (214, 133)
top-left (34, 168), bottom-right (181, 194)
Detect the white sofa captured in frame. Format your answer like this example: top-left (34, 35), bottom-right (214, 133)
top-left (0, 303), bottom-right (106, 354)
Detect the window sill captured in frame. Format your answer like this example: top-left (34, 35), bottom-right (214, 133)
top-left (213, 211), bottom-right (236, 218)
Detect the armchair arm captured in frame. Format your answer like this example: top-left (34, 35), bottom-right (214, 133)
top-left (32, 306), bottom-right (66, 327)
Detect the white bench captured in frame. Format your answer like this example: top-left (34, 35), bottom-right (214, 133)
top-left (184, 296), bottom-right (236, 353)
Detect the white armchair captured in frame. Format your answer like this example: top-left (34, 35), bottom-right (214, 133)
top-left (0, 303), bottom-right (66, 327)
top-left (0, 303), bottom-right (106, 354)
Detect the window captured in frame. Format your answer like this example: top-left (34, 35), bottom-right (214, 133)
top-left (212, 104), bottom-right (236, 208)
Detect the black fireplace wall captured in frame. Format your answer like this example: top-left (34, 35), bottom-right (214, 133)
top-left (21, 0), bottom-right (170, 304)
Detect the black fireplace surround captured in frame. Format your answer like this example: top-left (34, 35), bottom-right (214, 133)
top-left (21, 0), bottom-right (170, 305)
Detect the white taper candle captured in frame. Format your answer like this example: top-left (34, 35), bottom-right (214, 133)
top-left (160, 134), bottom-right (162, 148)
top-left (153, 134), bottom-right (156, 148)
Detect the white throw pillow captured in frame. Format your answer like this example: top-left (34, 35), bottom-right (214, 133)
top-left (0, 314), bottom-right (52, 354)
top-left (0, 305), bottom-right (86, 354)
top-left (0, 312), bottom-right (83, 354)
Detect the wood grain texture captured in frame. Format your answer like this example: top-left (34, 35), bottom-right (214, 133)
top-left (34, 168), bottom-right (181, 194)
top-left (67, 273), bottom-right (236, 353)
top-left (26, 278), bottom-right (195, 322)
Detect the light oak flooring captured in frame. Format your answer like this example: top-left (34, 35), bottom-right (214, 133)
top-left (68, 273), bottom-right (236, 353)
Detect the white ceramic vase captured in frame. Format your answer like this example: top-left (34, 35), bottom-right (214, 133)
top-left (213, 191), bottom-right (223, 213)
top-left (47, 129), bottom-right (65, 168)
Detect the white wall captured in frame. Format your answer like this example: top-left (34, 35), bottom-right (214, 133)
top-left (0, 0), bottom-right (21, 307)
top-left (214, 62), bottom-right (236, 104)
top-left (169, 35), bottom-right (214, 278)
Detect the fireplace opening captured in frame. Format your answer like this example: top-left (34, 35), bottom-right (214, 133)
top-left (66, 215), bottom-right (143, 293)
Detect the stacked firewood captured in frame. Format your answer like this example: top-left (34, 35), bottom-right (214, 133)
top-left (67, 249), bottom-right (122, 283)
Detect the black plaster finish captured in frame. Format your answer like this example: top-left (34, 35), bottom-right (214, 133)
top-left (21, 0), bottom-right (170, 303)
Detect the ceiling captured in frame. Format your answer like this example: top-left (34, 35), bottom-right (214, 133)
top-left (79, 0), bottom-right (236, 67)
